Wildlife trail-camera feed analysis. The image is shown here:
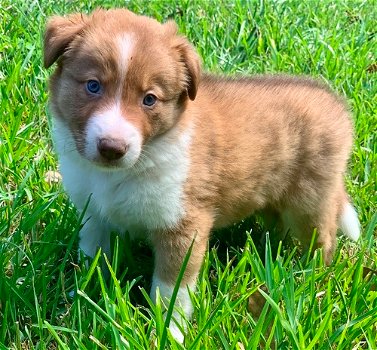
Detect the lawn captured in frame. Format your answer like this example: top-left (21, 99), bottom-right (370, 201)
top-left (0, 0), bottom-right (376, 349)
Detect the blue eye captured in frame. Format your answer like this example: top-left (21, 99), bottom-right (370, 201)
top-left (143, 94), bottom-right (157, 107)
top-left (86, 80), bottom-right (102, 94)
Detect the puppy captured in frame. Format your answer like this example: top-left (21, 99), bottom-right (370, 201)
top-left (44, 8), bottom-right (360, 342)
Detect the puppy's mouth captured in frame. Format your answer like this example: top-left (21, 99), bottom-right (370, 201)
top-left (92, 157), bottom-right (127, 169)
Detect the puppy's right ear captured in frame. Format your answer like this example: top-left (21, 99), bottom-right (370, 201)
top-left (44, 14), bottom-right (87, 68)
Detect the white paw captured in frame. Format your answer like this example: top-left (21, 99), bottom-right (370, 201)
top-left (169, 322), bottom-right (185, 343)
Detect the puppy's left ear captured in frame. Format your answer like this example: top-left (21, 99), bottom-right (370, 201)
top-left (178, 41), bottom-right (201, 100)
top-left (167, 22), bottom-right (201, 101)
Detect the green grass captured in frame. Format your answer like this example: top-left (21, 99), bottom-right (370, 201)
top-left (1, 0), bottom-right (376, 348)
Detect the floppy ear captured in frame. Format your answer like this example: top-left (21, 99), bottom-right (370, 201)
top-left (177, 40), bottom-right (201, 100)
top-left (167, 21), bottom-right (201, 101)
top-left (44, 13), bottom-right (87, 68)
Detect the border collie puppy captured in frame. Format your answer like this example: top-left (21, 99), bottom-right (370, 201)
top-left (44, 8), bottom-right (360, 342)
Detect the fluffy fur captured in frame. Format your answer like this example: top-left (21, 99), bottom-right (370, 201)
top-left (44, 8), bottom-right (360, 342)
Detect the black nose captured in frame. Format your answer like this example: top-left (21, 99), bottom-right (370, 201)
top-left (97, 138), bottom-right (128, 161)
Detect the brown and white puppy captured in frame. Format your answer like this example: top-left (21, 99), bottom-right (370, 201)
top-left (44, 8), bottom-right (360, 342)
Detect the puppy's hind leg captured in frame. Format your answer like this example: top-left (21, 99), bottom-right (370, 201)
top-left (281, 200), bottom-right (338, 265)
top-left (315, 185), bottom-right (361, 264)
top-left (314, 205), bottom-right (339, 265)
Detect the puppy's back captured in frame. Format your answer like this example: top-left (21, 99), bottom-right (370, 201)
top-left (187, 75), bottom-right (354, 227)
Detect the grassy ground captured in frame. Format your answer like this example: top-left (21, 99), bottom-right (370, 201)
top-left (1, 0), bottom-right (376, 349)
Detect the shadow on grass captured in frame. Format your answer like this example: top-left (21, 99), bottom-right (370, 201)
top-left (77, 213), bottom-right (297, 310)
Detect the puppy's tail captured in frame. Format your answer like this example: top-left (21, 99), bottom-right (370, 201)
top-left (339, 201), bottom-right (361, 241)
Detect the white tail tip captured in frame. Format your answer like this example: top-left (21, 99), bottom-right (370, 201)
top-left (339, 202), bottom-right (361, 241)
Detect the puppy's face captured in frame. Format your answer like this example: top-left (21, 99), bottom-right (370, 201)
top-left (44, 9), bottom-right (200, 169)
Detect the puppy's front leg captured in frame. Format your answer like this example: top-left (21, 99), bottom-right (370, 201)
top-left (79, 214), bottom-right (112, 261)
top-left (68, 215), bottom-right (112, 297)
top-left (150, 212), bottom-right (213, 343)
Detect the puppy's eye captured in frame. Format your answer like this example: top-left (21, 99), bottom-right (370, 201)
top-left (86, 80), bottom-right (102, 94)
top-left (143, 94), bottom-right (157, 107)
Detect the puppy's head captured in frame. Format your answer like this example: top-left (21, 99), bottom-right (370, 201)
top-left (44, 9), bottom-right (201, 169)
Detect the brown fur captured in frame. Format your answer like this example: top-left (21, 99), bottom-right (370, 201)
top-left (45, 8), bottom-right (355, 302)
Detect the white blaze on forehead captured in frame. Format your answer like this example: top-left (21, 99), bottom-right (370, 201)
top-left (84, 102), bottom-right (142, 167)
top-left (83, 34), bottom-right (137, 167)
top-left (117, 33), bottom-right (134, 82)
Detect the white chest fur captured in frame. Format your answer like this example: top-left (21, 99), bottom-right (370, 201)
top-left (53, 119), bottom-right (192, 236)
